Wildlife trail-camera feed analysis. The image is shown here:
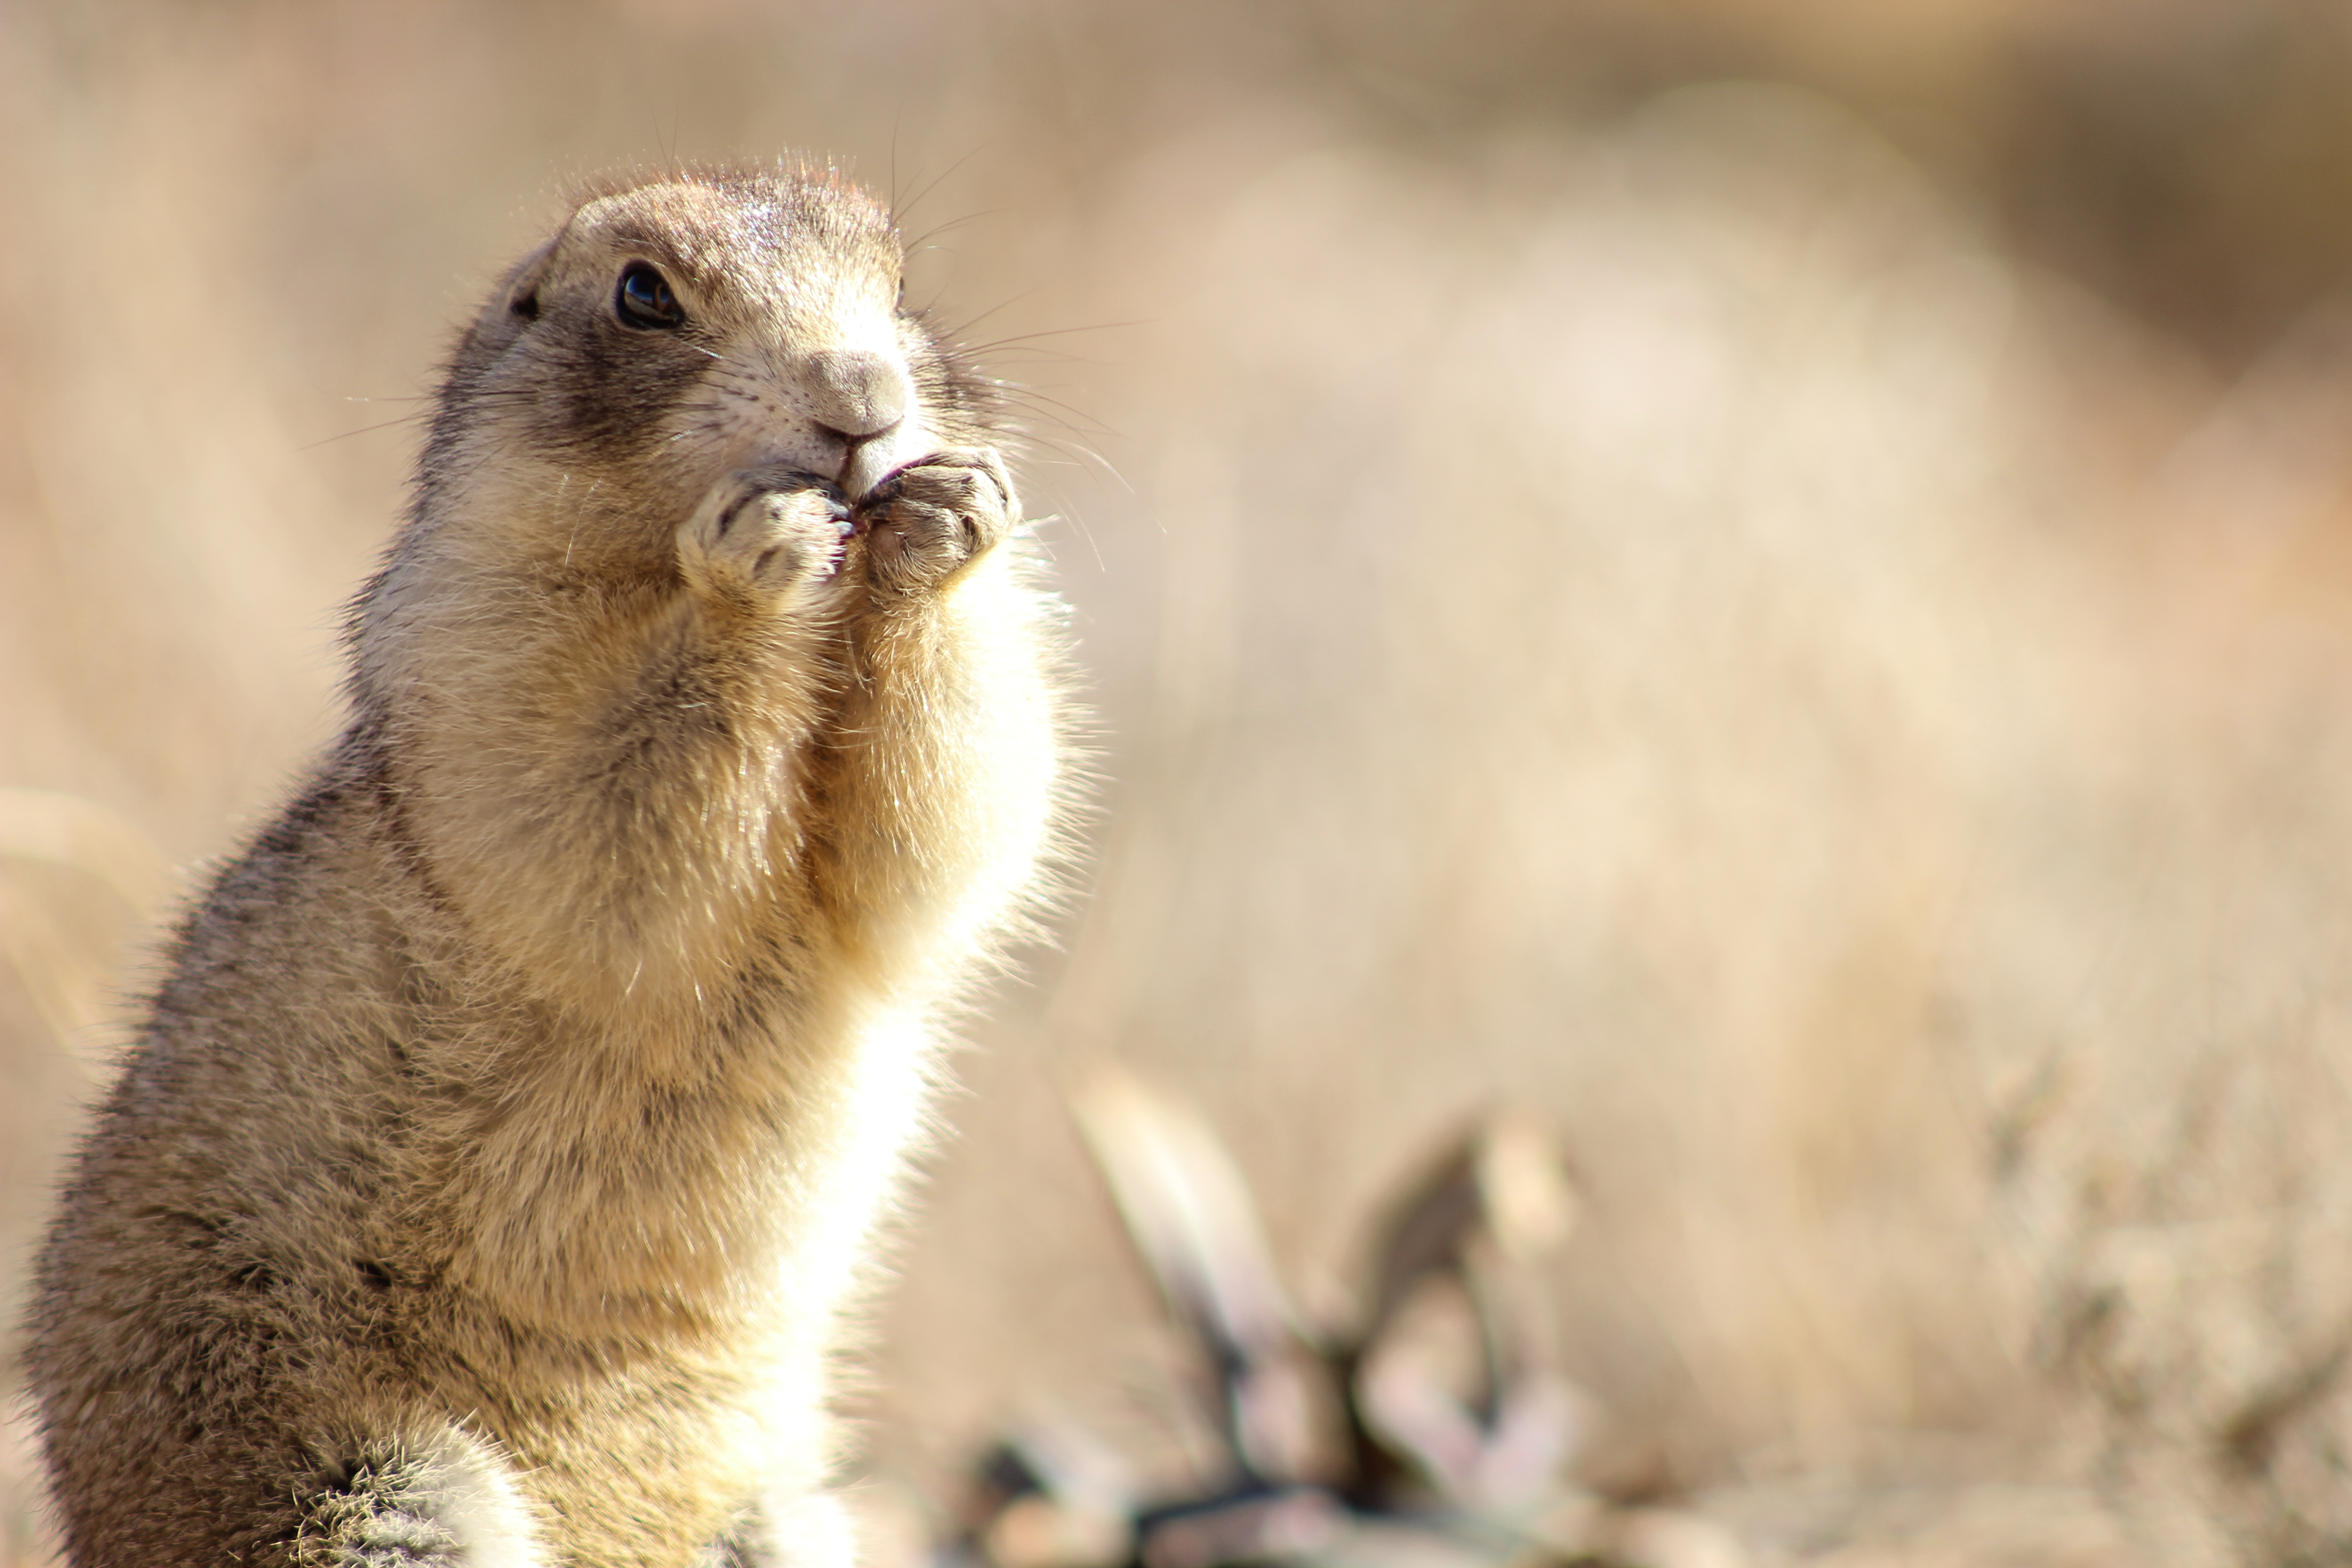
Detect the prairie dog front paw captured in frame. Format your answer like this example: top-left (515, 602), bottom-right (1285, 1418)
top-left (854, 448), bottom-right (1015, 598)
top-left (678, 467), bottom-right (852, 608)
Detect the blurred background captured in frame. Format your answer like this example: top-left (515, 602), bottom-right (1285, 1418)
top-left (10, 0), bottom-right (2352, 1562)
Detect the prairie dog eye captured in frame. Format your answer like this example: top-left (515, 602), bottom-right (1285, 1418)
top-left (617, 263), bottom-right (684, 329)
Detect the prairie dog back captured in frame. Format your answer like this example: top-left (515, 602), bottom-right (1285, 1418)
top-left (26, 163), bottom-right (1068, 1568)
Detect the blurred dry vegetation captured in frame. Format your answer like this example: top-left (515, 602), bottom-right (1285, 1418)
top-left (11, 0), bottom-right (2352, 1562)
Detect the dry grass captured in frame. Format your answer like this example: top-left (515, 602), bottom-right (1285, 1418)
top-left (10, 3), bottom-right (2352, 1563)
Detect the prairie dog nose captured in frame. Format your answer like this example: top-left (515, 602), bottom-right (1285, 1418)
top-left (804, 348), bottom-right (911, 441)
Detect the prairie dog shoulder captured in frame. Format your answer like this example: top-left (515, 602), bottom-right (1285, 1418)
top-left (28, 162), bottom-right (1069, 1568)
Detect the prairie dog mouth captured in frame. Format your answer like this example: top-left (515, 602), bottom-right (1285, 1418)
top-left (722, 466), bottom-right (857, 541)
top-left (840, 441), bottom-right (907, 505)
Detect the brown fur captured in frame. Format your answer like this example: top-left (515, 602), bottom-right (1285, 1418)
top-left (24, 162), bottom-right (1069, 1567)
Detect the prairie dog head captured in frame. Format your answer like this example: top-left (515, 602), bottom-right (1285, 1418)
top-left (406, 164), bottom-right (990, 581)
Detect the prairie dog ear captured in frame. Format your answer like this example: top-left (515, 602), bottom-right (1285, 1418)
top-left (497, 235), bottom-right (559, 322)
top-left (466, 236), bottom-right (560, 352)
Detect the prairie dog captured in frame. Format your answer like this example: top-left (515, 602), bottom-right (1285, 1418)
top-left (26, 164), bottom-right (1068, 1567)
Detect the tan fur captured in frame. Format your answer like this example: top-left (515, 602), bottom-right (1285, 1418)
top-left (24, 163), bottom-right (1069, 1567)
